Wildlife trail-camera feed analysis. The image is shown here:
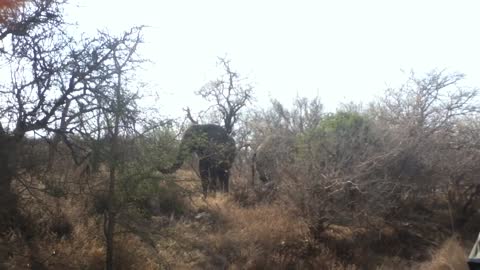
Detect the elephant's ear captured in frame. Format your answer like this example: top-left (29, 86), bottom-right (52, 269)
top-left (158, 166), bottom-right (174, 174)
top-left (187, 131), bottom-right (209, 151)
top-left (220, 137), bottom-right (236, 165)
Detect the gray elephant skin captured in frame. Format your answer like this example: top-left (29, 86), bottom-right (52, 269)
top-left (159, 124), bottom-right (236, 196)
top-left (252, 134), bottom-right (296, 183)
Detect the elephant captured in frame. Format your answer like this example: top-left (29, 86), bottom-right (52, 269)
top-left (252, 134), bottom-right (296, 183)
top-left (159, 124), bottom-right (236, 196)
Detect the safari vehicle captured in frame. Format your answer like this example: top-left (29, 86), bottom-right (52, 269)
top-left (469, 233), bottom-right (480, 270)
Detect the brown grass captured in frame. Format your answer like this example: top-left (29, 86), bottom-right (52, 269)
top-left (416, 237), bottom-right (469, 270)
top-left (3, 167), bottom-right (474, 270)
top-left (152, 194), bottom-right (327, 269)
top-left (3, 191), bottom-right (161, 269)
top-left (190, 195), bottom-right (356, 269)
top-left (206, 196), bottom-right (309, 246)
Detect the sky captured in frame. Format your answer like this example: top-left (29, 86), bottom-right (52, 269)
top-left (68, 0), bottom-right (480, 118)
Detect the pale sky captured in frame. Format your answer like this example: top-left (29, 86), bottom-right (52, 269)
top-left (68, 0), bottom-right (480, 118)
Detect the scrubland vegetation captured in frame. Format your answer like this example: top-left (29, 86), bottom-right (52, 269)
top-left (1, 1), bottom-right (480, 269)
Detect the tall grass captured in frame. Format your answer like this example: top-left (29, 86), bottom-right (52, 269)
top-left (416, 237), bottom-right (469, 270)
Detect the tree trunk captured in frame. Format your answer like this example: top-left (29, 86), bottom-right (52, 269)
top-left (47, 134), bottom-right (61, 172)
top-left (105, 52), bottom-right (123, 270)
top-left (47, 99), bottom-right (70, 172)
top-left (105, 164), bottom-right (116, 270)
top-left (0, 134), bottom-right (19, 231)
top-left (105, 120), bottom-right (119, 270)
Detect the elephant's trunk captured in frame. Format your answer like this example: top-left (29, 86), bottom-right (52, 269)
top-left (158, 159), bottom-right (183, 174)
top-left (251, 151), bottom-right (257, 186)
top-left (158, 139), bottom-right (189, 174)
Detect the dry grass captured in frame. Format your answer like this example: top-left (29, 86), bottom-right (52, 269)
top-left (153, 194), bottom-right (325, 269)
top-left (188, 195), bottom-right (354, 269)
top-left (2, 167), bottom-right (474, 270)
top-left (3, 192), bottom-right (161, 269)
top-left (205, 195), bottom-right (309, 246)
top-left (416, 237), bottom-right (469, 270)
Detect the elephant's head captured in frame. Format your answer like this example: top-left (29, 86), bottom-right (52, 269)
top-left (252, 134), bottom-right (296, 183)
top-left (158, 124), bottom-right (236, 174)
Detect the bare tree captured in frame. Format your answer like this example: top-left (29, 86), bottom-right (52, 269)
top-left (102, 29), bottom-right (142, 270)
top-left (71, 27), bottom-right (144, 270)
top-left (189, 57), bottom-right (253, 135)
top-left (0, 0), bottom-right (139, 235)
top-left (376, 70), bottom-right (478, 137)
top-left (361, 70), bottom-right (480, 227)
top-left (249, 96), bottom-right (323, 137)
top-left (0, 0), bottom-right (69, 229)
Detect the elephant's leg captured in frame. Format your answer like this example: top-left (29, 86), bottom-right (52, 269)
top-left (217, 168), bottom-right (230, 193)
top-left (208, 166), bottom-right (217, 194)
top-left (257, 164), bottom-right (270, 183)
top-left (199, 159), bottom-right (209, 197)
top-left (214, 167), bottom-right (223, 192)
top-left (259, 171), bottom-right (269, 183)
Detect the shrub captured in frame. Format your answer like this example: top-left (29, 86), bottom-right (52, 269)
top-left (116, 166), bottom-right (187, 218)
top-left (296, 110), bottom-right (379, 172)
top-left (416, 237), bottom-right (468, 270)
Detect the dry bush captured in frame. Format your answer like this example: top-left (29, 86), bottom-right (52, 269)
top-left (202, 195), bottom-right (365, 269)
top-left (2, 183), bottom-right (162, 269)
top-left (416, 237), bottom-right (469, 270)
top-left (31, 222), bottom-right (161, 269)
top-left (213, 196), bottom-right (308, 246)
top-left (374, 257), bottom-right (412, 270)
top-left (198, 196), bottom-right (313, 268)
top-left (234, 73), bottom-right (480, 268)
top-left (1, 195), bottom-right (102, 269)
top-left (153, 193), bottom-right (320, 269)
top-left (229, 175), bottom-right (278, 207)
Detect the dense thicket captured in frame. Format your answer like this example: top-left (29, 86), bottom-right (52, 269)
top-left (242, 71), bottom-right (480, 266)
